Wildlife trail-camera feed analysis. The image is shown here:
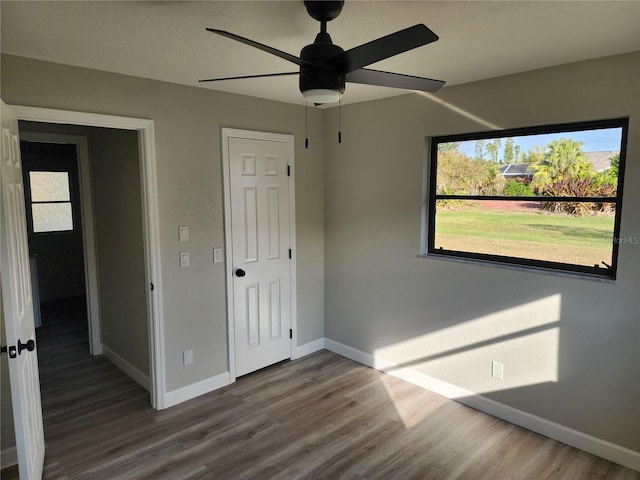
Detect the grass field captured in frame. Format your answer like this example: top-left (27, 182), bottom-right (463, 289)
top-left (434, 205), bottom-right (615, 267)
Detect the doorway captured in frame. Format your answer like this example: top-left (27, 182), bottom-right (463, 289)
top-left (19, 133), bottom-right (102, 353)
top-left (18, 121), bottom-right (154, 394)
top-left (1, 104), bottom-right (166, 476)
top-left (19, 137), bottom-right (93, 404)
top-left (11, 105), bottom-right (166, 409)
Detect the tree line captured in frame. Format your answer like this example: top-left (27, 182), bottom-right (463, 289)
top-left (437, 138), bottom-right (619, 215)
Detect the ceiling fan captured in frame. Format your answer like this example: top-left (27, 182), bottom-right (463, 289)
top-left (200, 0), bottom-right (445, 105)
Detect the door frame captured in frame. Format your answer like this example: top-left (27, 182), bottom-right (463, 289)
top-left (18, 132), bottom-right (103, 355)
top-left (11, 105), bottom-right (166, 409)
top-left (221, 128), bottom-right (297, 382)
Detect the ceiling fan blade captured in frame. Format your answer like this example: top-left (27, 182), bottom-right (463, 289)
top-left (199, 71), bottom-right (299, 83)
top-left (346, 68), bottom-right (445, 92)
top-left (206, 28), bottom-right (304, 66)
top-left (325, 24), bottom-right (438, 73)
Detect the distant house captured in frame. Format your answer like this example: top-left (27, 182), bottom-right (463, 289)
top-left (498, 151), bottom-right (618, 180)
top-left (585, 150), bottom-right (619, 172)
top-left (498, 163), bottom-right (533, 180)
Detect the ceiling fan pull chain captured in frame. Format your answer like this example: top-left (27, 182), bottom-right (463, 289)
top-left (338, 99), bottom-right (342, 144)
top-left (305, 101), bottom-right (309, 149)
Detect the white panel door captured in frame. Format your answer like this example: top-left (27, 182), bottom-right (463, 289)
top-left (228, 136), bottom-right (292, 377)
top-left (1, 100), bottom-right (45, 479)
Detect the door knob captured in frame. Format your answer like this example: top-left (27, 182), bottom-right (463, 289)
top-left (235, 268), bottom-right (246, 277)
top-left (18, 339), bottom-right (36, 355)
top-left (1, 339), bottom-right (35, 359)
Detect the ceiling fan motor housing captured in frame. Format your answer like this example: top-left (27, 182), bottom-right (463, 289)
top-left (299, 33), bottom-right (346, 97)
top-left (303, 1), bottom-right (344, 22)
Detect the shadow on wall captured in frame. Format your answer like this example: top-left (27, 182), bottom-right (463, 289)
top-left (376, 294), bottom-right (561, 395)
top-left (358, 272), bottom-right (638, 451)
top-left (324, 81), bottom-right (640, 453)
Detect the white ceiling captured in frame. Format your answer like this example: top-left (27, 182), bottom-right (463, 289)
top-left (2, 1), bottom-right (639, 107)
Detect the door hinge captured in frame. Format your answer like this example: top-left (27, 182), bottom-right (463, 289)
top-left (287, 165), bottom-right (291, 177)
top-left (289, 329), bottom-right (293, 339)
top-left (150, 282), bottom-right (154, 291)
top-left (288, 248), bottom-right (292, 259)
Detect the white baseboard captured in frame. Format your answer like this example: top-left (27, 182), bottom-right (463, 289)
top-left (324, 338), bottom-right (640, 472)
top-left (102, 344), bottom-right (150, 392)
top-left (161, 338), bottom-right (324, 409)
top-left (292, 337), bottom-right (325, 359)
top-left (0, 446), bottom-right (17, 469)
top-left (324, 338), bottom-right (373, 368)
top-left (164, 371), bottom-right (231, 409)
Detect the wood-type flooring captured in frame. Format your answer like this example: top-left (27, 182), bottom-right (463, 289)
top-left (2, 299), bottom-right (639, 479)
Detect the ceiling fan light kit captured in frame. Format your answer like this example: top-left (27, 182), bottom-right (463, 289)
top-left (302, 88), bottom-right (342, 104)
top-left (201, 0), bottom-right (445, 105)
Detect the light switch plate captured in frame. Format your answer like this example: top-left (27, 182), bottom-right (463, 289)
top-left (179, 251), bottom-right (190, 267)
top-left (213, 247), bottom-right (223, 263)
top-left (178, 225), bottom-right (189, 242)
top-left (183, 349), bottom-right (193, 365)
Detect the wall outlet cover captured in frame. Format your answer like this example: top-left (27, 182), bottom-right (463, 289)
top-left (492, 361), bottom-right (504, 380)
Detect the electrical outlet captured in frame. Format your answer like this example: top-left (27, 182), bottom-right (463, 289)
top-left (183, 349), bottom-right (194, 366)
top-left (492, 361), bottom-right (504, 380)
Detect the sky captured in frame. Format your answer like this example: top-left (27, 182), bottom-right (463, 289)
top-left (456, 127), bottom-right (623, 159)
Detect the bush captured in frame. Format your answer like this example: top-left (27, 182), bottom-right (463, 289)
top-left (540, 176), bottom-right (616, 216)
top-left (503, 179), bottom-right (533, 197)
top-left (436, 187), bottom-right (465, 209)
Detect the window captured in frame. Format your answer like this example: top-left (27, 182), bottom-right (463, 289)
top-left (28, 170), bottom-right (74, 233)
top-left (426, 118), bottom-right (628, 280)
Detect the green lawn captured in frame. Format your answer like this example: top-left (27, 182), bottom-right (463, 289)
top-left (435, 206), bottom-right (615, 267)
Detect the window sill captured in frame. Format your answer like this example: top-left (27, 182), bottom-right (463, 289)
top-left (418, 252), bottom-right (616, 284)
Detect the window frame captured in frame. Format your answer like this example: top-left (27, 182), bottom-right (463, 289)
top-left (426, 118), bottom-right (629, 280)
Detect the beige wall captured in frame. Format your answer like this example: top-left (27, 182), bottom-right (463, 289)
top-left (19, 122), bottom-right (149, 376)
top-left (1, 54), bottom-right (326, 396)
top-left (324, 52), bottom-right (640, 451)
top-left (89, 127), bottom-right (149, 374)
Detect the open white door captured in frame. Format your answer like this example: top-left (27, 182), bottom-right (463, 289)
top-left (223, 129), bottom-right (295, 378)
top-left (1, 100), bottom-right (45, 479)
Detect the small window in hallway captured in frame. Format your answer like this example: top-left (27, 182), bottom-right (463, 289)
top-left (28, 171), bottom-right (73, 232)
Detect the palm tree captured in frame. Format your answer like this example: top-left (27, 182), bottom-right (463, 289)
top-left (530, 138), bottom-right (594, 192)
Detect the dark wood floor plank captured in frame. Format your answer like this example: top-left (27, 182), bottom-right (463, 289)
top-left (54, 395), bottom-right (248, 476)
top-left (2, 299), bottom-right (638, 480)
